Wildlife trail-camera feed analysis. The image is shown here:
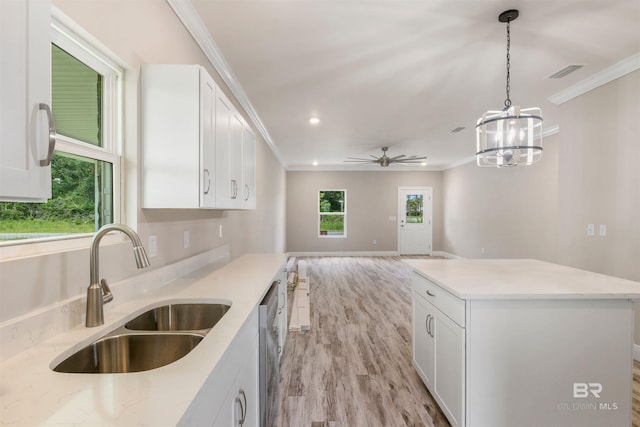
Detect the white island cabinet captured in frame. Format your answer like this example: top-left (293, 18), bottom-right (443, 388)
top-left (406, 259), bottom-right (640, 427)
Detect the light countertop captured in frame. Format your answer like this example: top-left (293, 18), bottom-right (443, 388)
top-left (404, 259), bottom-right (640, 299)
top-left (0, 253), bottom-right (286, 426)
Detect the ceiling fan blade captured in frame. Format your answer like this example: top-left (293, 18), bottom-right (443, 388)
top-left (388, 155), bottom-right (407, 161)
top-left (344, 159), bottom-right (377, 163)
top-left (369, 154), bottom-right (380, 159)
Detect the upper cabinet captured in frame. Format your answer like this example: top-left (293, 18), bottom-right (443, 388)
top-left (242, 125), bottom-right (256, 209)
top-left (142, 64), bottom-right (256, 210)
top-left (0, 0), bottom-right (56, 202)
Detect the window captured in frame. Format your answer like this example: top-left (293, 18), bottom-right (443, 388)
top-left (0, 18), bottom-right (122, 243)
top-left (319, 190), bottom-right (346, 237)
top-left (405, 194), bottom-right (424, 224)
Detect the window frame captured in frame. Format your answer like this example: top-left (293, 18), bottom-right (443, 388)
top-left (51, 15), bottom-right (123, 224)
top-left (0, 11), bottom-right (124, 256)
top-left (318, 189), bottom-right (347, 238)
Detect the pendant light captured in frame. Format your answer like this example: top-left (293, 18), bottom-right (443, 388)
top-left (476, 9), bottom-right (543, 167)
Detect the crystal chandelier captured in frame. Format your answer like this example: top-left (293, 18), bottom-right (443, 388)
top-left (476, 10), bottom-right (543, 167)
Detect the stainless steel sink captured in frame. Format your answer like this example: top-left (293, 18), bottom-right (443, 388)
top-left (125, 303), bottom-right (230, 332)
top-left (53, 333), bottom-right (203, 374)
top-left (53, 302), bottom-right (231, 374)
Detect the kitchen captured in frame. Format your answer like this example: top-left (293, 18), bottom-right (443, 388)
top-left (1, 0), bottom-right (639, 426)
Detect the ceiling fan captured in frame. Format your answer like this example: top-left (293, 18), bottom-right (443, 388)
top-left (345, 146), bottom-right (427, 167)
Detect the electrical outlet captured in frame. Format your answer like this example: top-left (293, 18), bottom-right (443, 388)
top-left (148, 235), bottom-right (157, 258)
top-left (373, 240), bottom-right (377, 245)
top-left (183, 231), bottom-right (190, 249)
top-left (599, 224), bottom-right (607, 237)
top-left (219, 224), bottom-right (223, 239)
top-left (587, 224), bottom-right (595, 236)
top-left (481, 247), bottom-right (485, 255)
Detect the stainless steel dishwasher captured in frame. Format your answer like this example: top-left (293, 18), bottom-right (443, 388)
top-left (259, 281), bottom-right (279, 427)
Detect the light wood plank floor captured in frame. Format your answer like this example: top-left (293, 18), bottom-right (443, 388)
top-left (275, 256), bottom-right (640, 427)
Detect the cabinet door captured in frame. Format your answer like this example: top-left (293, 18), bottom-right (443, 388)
top-left (241, 124), bottom-right (256, 209)
top-left (433, 309), bottom-right (465, 427)
top-left (214, 89), bottom-right (233, 208)
top-left (229, 111), bottom-right (243, 207)
top-left (236, 332), bottom-right (259, 426)
top-left (412, 295), bottom-right (435, 389)
top-left (199, 69), bottom-right (216, 207)
top-left (0, 0), bottom-right (54, 202)
top-left (141, 64), bottom-right (203, 208)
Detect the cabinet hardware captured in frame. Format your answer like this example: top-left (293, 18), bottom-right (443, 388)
top-left (203, 169), bottom-right (211, 194)
top-left (426, 314), bottom-right (431, 336)
top-left (426, 290), bottom-right (436, 297)
top-left (235, 388), bottom-right (247, 425)
top-left (244, 184), bottom-right (249, 201)
top-left (428, 315), bottom-right (434, 337)
top-left (38, 103), bottom-right (57, 166)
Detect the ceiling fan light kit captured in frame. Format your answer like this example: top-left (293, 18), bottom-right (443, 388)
top-left (345, 146), bottom-right (427, 167)
top-left (476, 9), bottom-right (543, 168)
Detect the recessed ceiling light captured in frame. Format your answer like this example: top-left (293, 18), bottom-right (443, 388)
top-left (309, 117), bottom-right (320, 125)
top-left (312, 161), bottom-right (318, 166)
top-left (420, 162), bottom-right (427, 166)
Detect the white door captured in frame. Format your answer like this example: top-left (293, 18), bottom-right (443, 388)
top-left (398, 187), bottom-right (432, 255)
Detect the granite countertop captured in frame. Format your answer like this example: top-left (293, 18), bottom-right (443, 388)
top-left (0, 253), bottom-right (286, 426)
top-left (404, 259), bottom-right (640, 300)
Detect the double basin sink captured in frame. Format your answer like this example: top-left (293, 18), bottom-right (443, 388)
top-left (53, 302), bottom-right (230, 374)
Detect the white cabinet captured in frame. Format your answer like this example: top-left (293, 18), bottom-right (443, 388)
top-left (0, 0), bottom-right (55, 202)
top-left (179, 307), bottom-right (259, 426)
top-left (412, 294), bottom-right (434, 389)
top-left (142, 64), bottom-right (256, 210)
top-left (141, 64), bottom-right (215, 208)
top-left (412, 273), bottom-right (465, 427)
top-left (215, 89), bottom-right (255, 210)
top-left (213, 330), bottom-right (259, 426)
top-left (241, 125), bottom-right (256, 209)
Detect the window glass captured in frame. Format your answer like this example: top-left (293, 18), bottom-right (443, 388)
top-left (405, 194), bottom-right (424, 224)
top-left (52, 44), bottom-right (103, 147)
top-left (319, 190), bottom-right (346, 237)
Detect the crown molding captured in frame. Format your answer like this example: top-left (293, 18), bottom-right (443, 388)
top-left (548, 53), bottom-right (640, 105)
top-left (166, 0), bottom-right (287, 168)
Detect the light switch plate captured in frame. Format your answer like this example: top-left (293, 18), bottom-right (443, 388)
top-left (587, 224), bottom-right (595, 236)
top-left (183, 231), bottom-right (189, 249)
top-left (599, 224), bottom-right (607, 237)
top-left (148, 235), bottom-right (157, 257)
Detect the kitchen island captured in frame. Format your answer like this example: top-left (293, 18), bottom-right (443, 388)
top-left (404, 258), bottom-right (640, 427)
top-left (0, 252), bottom-right (287, 426)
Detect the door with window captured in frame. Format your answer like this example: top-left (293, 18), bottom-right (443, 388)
top-left (398, 187), bottom-right (432, 255)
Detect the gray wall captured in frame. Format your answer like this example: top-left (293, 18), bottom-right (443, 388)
top-left (286, 171), bottom-right (442, 253)
top-left (441, 134), bottom-right (559, 262)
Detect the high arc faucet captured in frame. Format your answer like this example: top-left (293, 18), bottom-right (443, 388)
top-left (86, 224), bottom-right (151, 327)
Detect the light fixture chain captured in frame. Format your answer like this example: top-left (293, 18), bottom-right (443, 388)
top-left (505, 19), bottom-right (512, 109)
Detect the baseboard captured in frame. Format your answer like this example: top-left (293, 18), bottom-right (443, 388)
top-left (634, 344), bottom-right (640, 362)
top-left (288, 251), bottom-right (399, 257)
top-left (432, 251), bottom-right (465, 259)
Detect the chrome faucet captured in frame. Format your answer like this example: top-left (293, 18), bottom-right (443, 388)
top-left (86, 224), bottom-right (151, 327)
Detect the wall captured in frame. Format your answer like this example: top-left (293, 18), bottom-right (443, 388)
top-left (0, 0), bottom-right (286, 323)
top-left (554, 70), bottom-right (640, 342)
top-left (286, 170), bottom-right (442, 253)
top-left (441, 135), bottom-right (559, 262)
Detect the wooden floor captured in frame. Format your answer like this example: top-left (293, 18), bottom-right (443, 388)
top-left (275, 256), bottom-right (640, 427)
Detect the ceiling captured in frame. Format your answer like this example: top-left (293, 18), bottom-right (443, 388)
top-left (187, 0), bottom-right (640, 171)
